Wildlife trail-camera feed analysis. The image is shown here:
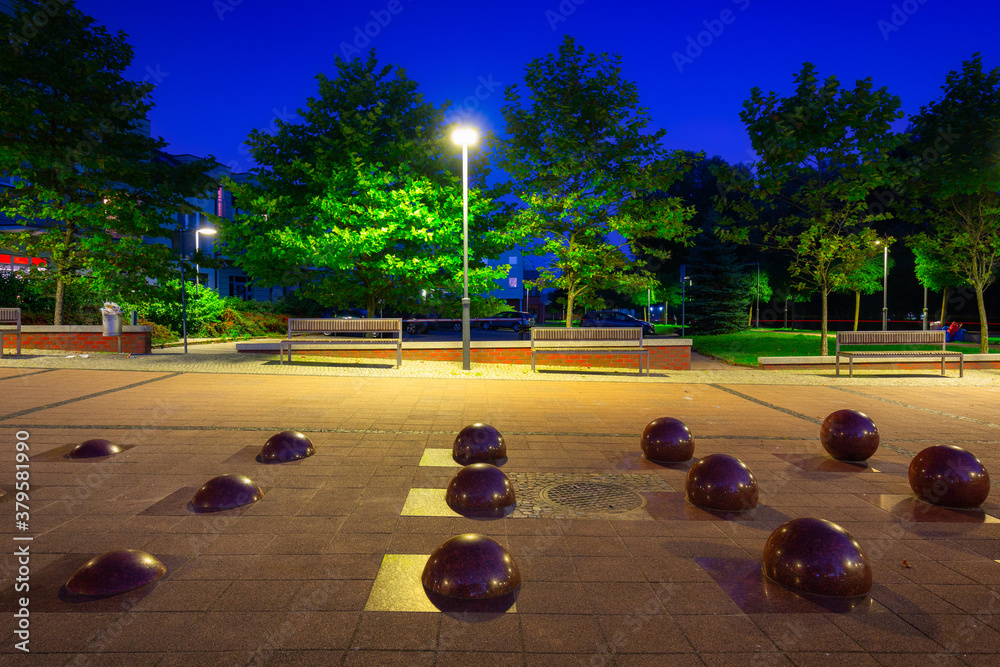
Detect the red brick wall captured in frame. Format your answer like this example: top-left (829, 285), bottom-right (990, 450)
top-left (1, 331), bottom-right (151, 355)
top-left (255, 344), bottom-right (692, 370)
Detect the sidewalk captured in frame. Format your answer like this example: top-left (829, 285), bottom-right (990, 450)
top-left (0, 363), bottom-right (998, 664)
top-left (1, 341), bottom-right (997, 387)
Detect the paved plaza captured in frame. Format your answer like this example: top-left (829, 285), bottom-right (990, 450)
top-left (2, 349), bottom-right (1000, 665)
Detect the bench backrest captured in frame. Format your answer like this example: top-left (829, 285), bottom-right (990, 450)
top-left (0, 308), bottom-right (21, 328)
top-left (287, 317), bottom-right (401, 338)
top-left (532, 326), bottom-right (643, 347)
top-left (837, 330), bottom-right (946, 351)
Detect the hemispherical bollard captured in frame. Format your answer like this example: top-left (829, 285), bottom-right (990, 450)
top-left (641, 417), bottom-right (694, 463)
top-left (762, 518), bottom-right (872, 597)
top-left (422, 533), bottom-right (521, 599)
top-left (191, 474), bottom-right (263, 511)
top-left (65, 549), bottom-right (166, 597)
top-left (909, 445), bottom-right (990, 509)
top-left (820, 409), bottom-right (880, 462)
top-left (67, 439), bottom-right (121, 459)
top-left (260, 430), bottom-right (314, 463)
top-left (685, 453), bottom-right (759, 512)
top-left (446, 463), bottom-right (515, 517)
top-left (453, 423), bottom-right (506, 465)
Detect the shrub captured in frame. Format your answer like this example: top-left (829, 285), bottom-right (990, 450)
top-left (139, 319), bottom-right (177, 347)
top-left (200, 306), bottom-right (287, 339)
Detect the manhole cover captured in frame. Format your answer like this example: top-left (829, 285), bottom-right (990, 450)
top-left (541, 482), bottom-right (645, 514)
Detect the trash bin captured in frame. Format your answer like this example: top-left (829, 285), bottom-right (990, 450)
top-left (102, 314), bottom-right (122, 337)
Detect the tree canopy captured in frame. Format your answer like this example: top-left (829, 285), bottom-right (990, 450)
top-left (0, 0), bottom-right (217, 323)
top-left (717, 62), bottom-right (903, 353)
top-left (223, 53), bottom-right (515, 316)
top-left (496, 36), bottom-right (695, 327)
top-left (905, 53), bottom-right (1000, 352)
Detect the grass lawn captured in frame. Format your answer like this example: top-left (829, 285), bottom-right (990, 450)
top-left (691, 330), bottom-right (998, 367)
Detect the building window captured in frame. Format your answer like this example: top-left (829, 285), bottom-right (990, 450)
top-left (229, 275), bottom-right (251, 300)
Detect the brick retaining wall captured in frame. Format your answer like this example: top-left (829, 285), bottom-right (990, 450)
top-left (240, 340), bottom-right (692, 371)
top-left (1, 326), bottom-right (152, 355)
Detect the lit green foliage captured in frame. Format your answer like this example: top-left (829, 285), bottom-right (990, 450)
top-left (224, 53), bottom-right (513, 316)
top-left (497, 36), bottom-right (696, 327)
top-left (718, 62), bottom-right (904, 354)
top-left (0, 1), bottom-right (217, 323)
top-left (836, 253), bottom-right (893, 331)
top-left (906, 54), bottom-right (1000, 353)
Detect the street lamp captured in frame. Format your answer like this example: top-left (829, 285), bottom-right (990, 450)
top-left (680, 264), bottom-right (692, 338)
top-left (744, 262), bottom-right (760, 328)
top-left (195, 226), bottom-right (217, 294)
top-left (452, 126), bottom-right (477, 371)
top-left (876, 240), bottom-right (888, 331)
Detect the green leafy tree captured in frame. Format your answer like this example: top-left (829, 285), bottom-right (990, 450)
top-left (496, 36), bottom-right (695, 327)
top-left (910, 242), bottom-right (966, 324)
top-left (224, 54), bottom-right (512, 316)
top-left (906, 54), bottom-right (1000, 352)
top-left (743, 268), bottom-right (773, 327)
top-left (0, 0), bottom-right (217, 324)
top-left (835, 252), bottom-right (893, 331)
top-left (718, 62), bottom-right (904, 353)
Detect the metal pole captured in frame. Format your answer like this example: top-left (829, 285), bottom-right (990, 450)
top-left (755, 263), bottom-right (760, 329)
top-left (922, 286), bottom-right (928, 331)
top-left (680, 265), bottom-right (686, 338)
top-left (180, 216), bottom-right (188, 354)
top-left (461, 143), bottom-right (471, 371)
top-left (195, 226), bottom-right (200, 296)
top-left (884, 246), bottom-right (889, 329)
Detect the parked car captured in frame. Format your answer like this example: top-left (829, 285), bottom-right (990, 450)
top-left (580, 310), bottom-right (655, 336)
top-left (401, 313), bottom-right (439, 335)
top-left (321, 308), bottom-right (367, 336)
top-left (480, 311), bottom-right (535, 332)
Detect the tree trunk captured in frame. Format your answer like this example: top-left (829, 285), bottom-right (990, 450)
top-left (820, 289), bottom-right (829, 356)
top-left (940, 287), bottom-right (948, 325)
top-left (53, 223), bottom-right (75, 326)
top-left (54, 278), bottom-right (65, 326)
top-left (853, 291), bottom-right (860, 331)
top-left (748, 304), bottom-right (753, 327)
top-left (975, 285), bottom-right (990, 354)
top-left (565, 290), bottom-right (574, 328)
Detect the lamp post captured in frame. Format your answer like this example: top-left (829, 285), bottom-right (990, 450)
top-left (878, 241), bottom-right (888, 331)
top-left (680, 264), bottom-right (692, 338)
top-left (194, 226), bottom-right (217, 294)
top-left (744, 262), bottom-right (760, 328)
top-left (452, 127), bottom-right (477, 371)
top-left (179, 215), bottom-right (188, 354)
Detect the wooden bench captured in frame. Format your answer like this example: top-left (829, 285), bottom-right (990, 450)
top-left (0, 307), bottom-right (21, 358)
top-left (280, 318), bottom-right (403, 367)
top-left (835, 330), bottom-right (963, 377)
top-left (531, 326), bottom-right (649, 375)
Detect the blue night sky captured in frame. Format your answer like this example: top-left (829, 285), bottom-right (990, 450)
top-left (75, 0), bottom-right (1000, 173)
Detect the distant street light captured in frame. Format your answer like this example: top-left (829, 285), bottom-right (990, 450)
top-left (876, 240), bottom-right (888, 331)
top-left (680, 265), bottom-right (692, 338)
top-left (451, 127), bottom-right (477, 371)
